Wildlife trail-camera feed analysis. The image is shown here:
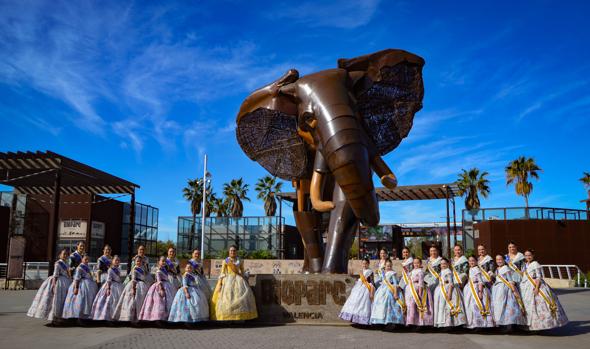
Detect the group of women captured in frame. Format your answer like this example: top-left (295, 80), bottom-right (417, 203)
top-left (27, 242), bottom-right (258, 324)
top-left (340, 242), bottom-right (569, 331)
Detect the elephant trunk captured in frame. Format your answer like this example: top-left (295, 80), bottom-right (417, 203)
top-left (311, 70), bottom-right (380, 226)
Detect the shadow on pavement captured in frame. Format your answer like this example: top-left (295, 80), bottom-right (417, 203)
top-left (554, 288), bottom-right (590, 295)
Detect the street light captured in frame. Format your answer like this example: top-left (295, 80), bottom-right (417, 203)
top-left (200, 155), bottom-right (211, 259)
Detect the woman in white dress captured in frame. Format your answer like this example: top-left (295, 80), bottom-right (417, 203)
top-left (433, 258), bottom-right (466, 328)
top-left (187, 249), bottom-right (212, 300)
top-left (492, 254), bottom-right (526, 327)
top-left (464, 255), bottom-right (495, 329)
top-left (477, 244), bottom-right (495, 288)
top-left (165, 247), bottom-right (182, 291)
top-left (339, 258), bottom-right (374, 325)
top-left (398, 247), bottom-right (414, 290)
top-left (27, 249), bottom-right (72, 321)
top-left (62, 254), bottom-right (99, 320)
top-left (505, 241), bottom-right (525, 284)
top-left (424, 246), bottom-right (442, 293)
top-left (451, 244), bottom-right (469, 288)
top-left (113, 256), bottom-right (149, 322)
top-left (520, 249), bottom-right (568, 331)
top-left (91, 255), bottom-right (124, 321)
top-left (404, 257), bottom-right (433, 326)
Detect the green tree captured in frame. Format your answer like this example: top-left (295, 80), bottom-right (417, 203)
top-left (580, 172), bottom-right (590, 196)
top-left (212, 196), bottom-right (230, 217)
top-left (182, 178), bottom-right (203, 250)
top-left (457, 168), bottom-right (490, 210)
top-left (223, 178), bottom-right (250, 217)
top-left (505, 156), bottom-right (541, 209)
top-left (254, 175), bottom-right (283, 216)
top-left (156, 240), bottom-right (175, 257)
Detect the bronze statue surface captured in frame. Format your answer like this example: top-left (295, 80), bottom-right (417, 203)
top-left (236, 49), bottom-right (425, 273)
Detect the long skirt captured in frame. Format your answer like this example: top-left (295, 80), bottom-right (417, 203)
top-left (463, 286), bottom-right (495, 328)
top-left (521, 281), bottom-right (568, 330)
top-left (433, 285), bottom-right (467, 327)
top-left (27, 275), bottom-right (72, 321)
top-left (339, 281), bottom-right (372, 325)
top-left (168, 286), bottom-right (209, 323)
top-left (196, 273), bottom-right (212, 301)
top-left (138, 281), bottom-right (174, 321)
top-left (113, 281), bottom-right (149, 322)
top-left (491, 283), bottom-right (527, 326)
top-left (90, 281), bottom-right (124, 321)
top-left (62, 279), bottom-right (98, 319)
top-left (404, 287), bottom-right (434, 326)
top-left (369, 286), bottom-right (404, 325)
top-left (211, 274), bottom-right (257, 321)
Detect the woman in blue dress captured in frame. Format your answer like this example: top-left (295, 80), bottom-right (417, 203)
top-left (62, 254), bottom-right (98, 320)
top-left (91, 255), bottom-right (124, 321)
top-left (168, 263), bottom-right (210, 323)
top-left (113, 256), bottom-right (149, 322)
top-left (370, 259), bottom-right (405, 326)
top-left (27, 249), bottom-right (72, 321)
top-left (188, 249), bottom-right (211, 300)
top-left (95, 244), bottom-right (112, 285)
top-left (339, 258), bottom-right (374, 325)
top-left (492, 254), bottom-right (526, 328)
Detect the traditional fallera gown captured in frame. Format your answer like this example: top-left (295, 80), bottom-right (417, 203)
top-left (68, 250), bottom-right (83, 274)
top-left (90, 267), bottom-right (124, 321)
top-left (166, 257), bottom-right (182, 291)
top-left (339, 268), bottom-right (374, 324)
top-left (452, 255), bottom-right (469, 288)
top-left (370, 270), bottom-right (405, 325)
top-left (505, 252), bottom-right (525, 284)
top-left (404, 268), bottom-right (433, 326)
top-left (62, 263), bottom-right (98, 319)
top-left (424, 256), bottom-right (442, 292)
top-left (188, 258), bottom-right (212, 300)
top-left (138, 267), bottom-right (175, 321)
top-left (211, 257), bottom-right (258, 321)
top-left (433, 268), bottom-right (466, 327)
top-left (520, 261), bottom-right (568, 331)
top-left (464, 266), bottom-right (495, 328)
top-left (492, 265), bottom-right (527, 326)
top-left (478, 255), bottom-right (495, 287)
top-left (398, 257), bottom-right (414, 290)
top-left (168, 272), bottom-right (210, 323)
top-left (124, 255), bottom-right (153, 286)
top-left (27, 260), bottom-right (72, 321)
top-left (113, 266), bottom-right (149, 322)
top-left (95, 255), bottom-right (112, 285)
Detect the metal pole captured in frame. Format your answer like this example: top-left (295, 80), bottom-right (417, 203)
top-left (444, 185), bottom-right (451, 258)
top-left (47, 169), bottom-right (62, 276)
top-left (127, 190), bottom-right (135, 268)
top-left (200, 154), bottom-right (207, 258)
top-left (278, 197), bottom-right (283, 259)
top-left (452, 197), bottom-right (458, 246)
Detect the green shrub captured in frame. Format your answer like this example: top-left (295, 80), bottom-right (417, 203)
top-left (248, 250), bottom-right (276, 259)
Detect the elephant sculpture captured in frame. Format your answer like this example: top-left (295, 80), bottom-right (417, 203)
top-left (236, 49), bottom-right (425, 273)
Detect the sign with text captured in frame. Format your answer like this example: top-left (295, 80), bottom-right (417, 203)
top-left (91, 221), bottom-right (105, 239)
top-left (59, 219), bottom-right (87, 240)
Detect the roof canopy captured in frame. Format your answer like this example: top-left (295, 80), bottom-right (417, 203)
top-left (0, 151), bottom-right (139, 195)
top-left (278, 183), bottom-right (459, 202)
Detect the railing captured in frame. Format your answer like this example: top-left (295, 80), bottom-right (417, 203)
top-left (541, 264), bottom-right (588, 287)
top-left (463, 207), bottom-right (588, 223)
top-left (0, 262), bottom-right (129, 280)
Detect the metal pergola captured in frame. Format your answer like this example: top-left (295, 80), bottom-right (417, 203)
top-left (0, 151), bottom-right (140, 272)
top-left (277, 183), bottom-right (461, 257)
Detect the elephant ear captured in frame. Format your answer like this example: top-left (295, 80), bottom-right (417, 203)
top-left (338, 49), bottom-right (425, 155)
top-left (236, 107), bottom-right (311, 181)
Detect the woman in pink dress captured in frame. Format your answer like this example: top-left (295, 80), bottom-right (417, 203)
top-left (404, 257), bottom-right (433, 327)
top-left (138, 256), bottom-right (175, 322)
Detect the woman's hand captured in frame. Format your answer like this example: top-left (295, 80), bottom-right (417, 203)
top-left (184, 288), bottom-right (191, 299)
top-left (106, 287), bottom-right (111, 297)
top-left (534, 287), bottom-right (539, 296)
top-left (73, 286), bottom-right (79, 295)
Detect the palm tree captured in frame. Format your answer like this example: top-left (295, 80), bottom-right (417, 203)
top-left (182, 178), bottom-right (203, 249)
top-left (205, 192), bottom-right (216, 218)
top-left (505, 156), bottom-right (542, 210)
top-left (255, 175), bottom-right (283, 216)
top-left (212, 196), bottom-right (230, 217)
top-left (456, 168), bottom-right (490, 210)
top-left (223, 178), bottom-right (250, 217)
top-left (580, 172), bottom-right (590, 201)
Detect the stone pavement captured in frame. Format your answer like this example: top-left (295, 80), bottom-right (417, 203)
top-left (0, 289), bottom-right (589, 349)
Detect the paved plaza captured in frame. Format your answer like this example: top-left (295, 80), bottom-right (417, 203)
top-left (0, 288), bottom-right (588, 349)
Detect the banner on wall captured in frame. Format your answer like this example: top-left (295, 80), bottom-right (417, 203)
top-left (59, 219), bottom-right (87, 240)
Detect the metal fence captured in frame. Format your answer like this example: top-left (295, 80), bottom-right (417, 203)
top-left (542, 264), bottom-right (588, 287)
top-left (463, 207), bottom-right (588, 223)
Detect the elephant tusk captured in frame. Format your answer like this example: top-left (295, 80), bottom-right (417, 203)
top-left (310, 171), bottom-right (334, 212)
top-left (371, 155), bottom-right (398, 189)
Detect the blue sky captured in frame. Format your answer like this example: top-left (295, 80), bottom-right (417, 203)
top-left (1, 0), bottom-right (589, 241)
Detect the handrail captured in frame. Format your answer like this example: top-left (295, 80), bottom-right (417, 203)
top-left (463, 207), bottom-right (588, 222)
top-left (541, 264), bottom-right (588, 287)
top-left (0, 262), bottom-right (129, 280)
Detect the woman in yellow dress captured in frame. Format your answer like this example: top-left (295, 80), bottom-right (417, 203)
top-left (211, 245), bottom-right (258, 321)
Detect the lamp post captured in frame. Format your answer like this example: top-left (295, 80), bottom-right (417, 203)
top-left (200, 155), bottom-right (208, 258)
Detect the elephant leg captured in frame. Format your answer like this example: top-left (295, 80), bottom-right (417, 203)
top-left (322, 184), bottom-right (359, 274)
top-left (293, 211), bottom-right (323, 273)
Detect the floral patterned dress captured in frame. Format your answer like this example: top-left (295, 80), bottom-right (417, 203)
top-left (340, 269), bottom-right (374, 324)
top-left (492, 265), bottom-right (526, 326)
top-left (398, 257), bottom-right (413, 290)
top-left (113, 266), bottom-right (149, 321)
top-left (404, 268), bottom-right (434, 326)
top-left (478, 255), bottom-right (495, 288)
top-left (138, 268), bottom-right (175, 321)
top-left (188, 258), bottom-right (212, 300)
top-left (168, 272), bottom-right (209, 322)
top-left (464, 266), bottom-right (495, 328)
top-left (210, 257), bottom-right (258, 321)
top-left (424, 256), bottom-right (442, 292)
top-left (62, 264), bottom-right (98, 319)
top-left (452, 256), bottom-right (469, 288)
top-left (433, 268), bottom-right (466, 327)
top-left (91, 267), bottom-right (123, 320)
top-left (520, 261), bottom-right (568, 331)
top-left (95, 255), bottom-right (111, 285)
top-left (370, 270), bottom-right (405, 325)
top-left (505, 252), bottom-right (525, 284)
top-left (27, 260), bottom-right (72, 321)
